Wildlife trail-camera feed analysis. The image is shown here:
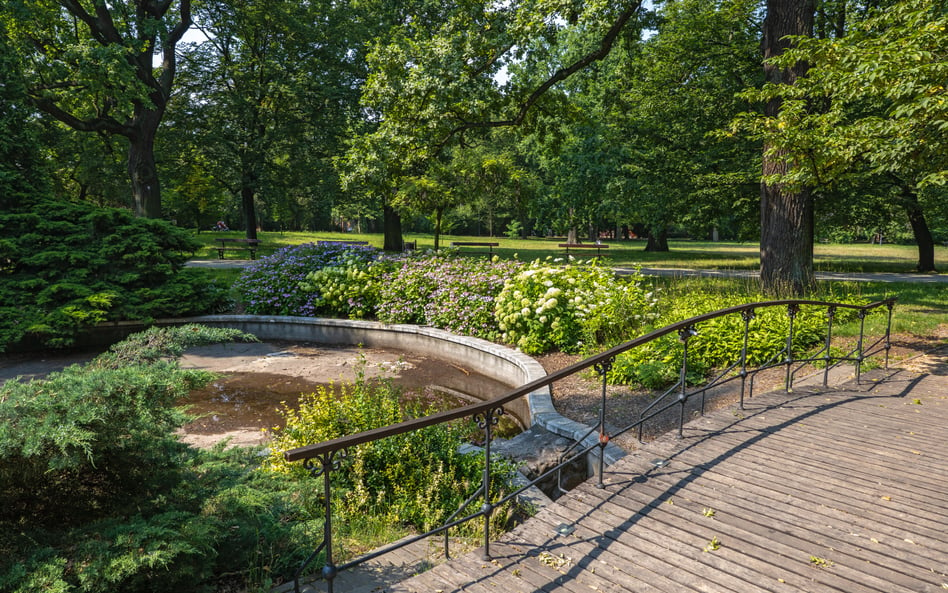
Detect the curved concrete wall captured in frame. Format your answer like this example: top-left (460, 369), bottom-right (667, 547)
top-left (94, 315), bottom-right (625, 465)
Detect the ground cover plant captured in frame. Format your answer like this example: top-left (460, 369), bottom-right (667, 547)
top-left (605, 288), bottom-right (870, 388)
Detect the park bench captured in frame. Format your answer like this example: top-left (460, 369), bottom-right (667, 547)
top-left (559, 242), bottom-right (609, 257)
top-left (450, 241), bottom-right (500, 257)
top-left (216, 238), bottom-right (262, 260)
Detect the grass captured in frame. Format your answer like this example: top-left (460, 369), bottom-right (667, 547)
top-left (189, 230), bottom-right (948, 274)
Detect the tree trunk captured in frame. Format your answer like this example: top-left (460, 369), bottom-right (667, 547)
top-left (902, 190), bottom-right (937, 272)
top-left (127, 115), bottom-right (162, 218)
top-left (644, 228), bottom-right (669, 252)
top-left (241, 185), bottom-right (258, 240)
top-left (239, 151), bottom-right (259, 239)
top-left (760, 0), bottom-right (815, 296)
top-left (434, 206), bottom-right (443, 250)
top-left (760, 181), bottom-right (814, 293)
top-left (383, 203), bottom-right (403, 251)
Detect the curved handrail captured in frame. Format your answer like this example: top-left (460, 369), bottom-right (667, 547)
top-left (284, 298), bottom-right (895, 462)
top-left (283, 297), bottom-right (897, 593)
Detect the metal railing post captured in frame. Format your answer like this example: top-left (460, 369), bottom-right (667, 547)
top-left (884, 299), bottom-right (895, 371)
top-left (823, 306), bottom-right (837, 387)
top-left (856, 309), bottom-right (867, 384)
top-left (785, 304), bottom-right (799, 392)
top-left (295, 450), bottom-right (344, 593)
top-left (477, 407), bottom-right (502, 560)
top-left (677, 326), bottom-right (697, 438)
top-left (739, 309), bottom-right (754, 409)
top-left (594, 359), bottom-right (613, 489)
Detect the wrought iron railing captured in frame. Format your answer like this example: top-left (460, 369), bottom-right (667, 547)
top-left (283, 297), bottom-right (896, 593)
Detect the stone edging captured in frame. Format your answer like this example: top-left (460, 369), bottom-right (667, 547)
top-left (141, 315), bottom-right (626, 465)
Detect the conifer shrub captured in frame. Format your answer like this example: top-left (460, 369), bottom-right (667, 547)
top-left (0, 326), bottom-right (322, 593)
top-left (0, 199), bottom-right (229, 352)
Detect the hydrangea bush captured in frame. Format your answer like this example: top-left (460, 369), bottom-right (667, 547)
top-left (422, 257), bottom-right (523, 340)
top-left (494, 258), bottom-right (659, 354)
top-left (233, 243), bottom-right (380, 316)
top-left (375, 251), bottom-right (458, 324)
top-left (299, 255), bottom-right (396, 319)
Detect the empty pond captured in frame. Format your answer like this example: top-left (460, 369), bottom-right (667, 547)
top-left (176, 341), bottom-right (522, 448)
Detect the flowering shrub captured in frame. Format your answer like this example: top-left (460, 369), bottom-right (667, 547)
top-left (494, 258), bottom-right (659, 354)
top-left (233, 243), bottom-right (379, 315)
top-left (422, 257), bottom-right (523, 339)
top-left (376, 252), bottom-right (456, 324)
top-left (376, 253), bottom-right (523, 340)
top-left (300, 255), bottom-right (395, 319)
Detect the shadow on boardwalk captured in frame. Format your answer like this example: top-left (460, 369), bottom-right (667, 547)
top-left (387, 354), bottom-right (947, 593)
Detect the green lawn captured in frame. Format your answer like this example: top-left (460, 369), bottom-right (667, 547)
top-left (189, 230), bottom-right (948, 274)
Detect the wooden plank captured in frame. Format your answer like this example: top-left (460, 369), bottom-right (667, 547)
top-left (391, 371), bottom-right (948, 593)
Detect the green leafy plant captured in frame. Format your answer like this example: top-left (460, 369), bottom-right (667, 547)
top-left (266, 359), bottom-right (520, 534)
top-left (494, 258), bottom-right (658, 354)
top-left (608, 290), bottom-right (871, 388)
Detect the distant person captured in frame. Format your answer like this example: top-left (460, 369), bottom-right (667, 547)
top-left (215, 220), bottom-right (229, 231)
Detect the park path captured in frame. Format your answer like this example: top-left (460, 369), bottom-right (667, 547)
top-left (383, 358), bottom-right (948, 593)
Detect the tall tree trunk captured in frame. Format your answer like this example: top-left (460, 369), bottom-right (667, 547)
top-left (383, 203), bottom-right (403, 251)
top-left (902, 190), bottom-right (937, 272)
top-left (241, 185), bottom-right (258, 240)
top-left (760, 0), bottom-right (815, 296)
top-left (434, 206), bottom-right (443, 250)
top-left (644, 228), bottom-right (669, 252)
top-left (240, 153), bottom-right (259, 240)
top-left (127, 134), bottom-right (162, 218)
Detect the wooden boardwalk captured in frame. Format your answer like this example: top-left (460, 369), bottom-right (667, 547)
top-left (390, 364), bottom-right (948, 593)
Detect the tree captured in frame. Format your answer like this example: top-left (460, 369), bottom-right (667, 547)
top-left (2, 0), bottom-right (192, 218)
top-left (346, 1), bottom-right (647, 249)
top-left (599, 0), bottom-right (763, 250)
top-left (169, 0), bottom-right (360, 237)
top-left (737, 0), bottom-right (947, 272)
top-left (757, 0), bottom-right (816, 295)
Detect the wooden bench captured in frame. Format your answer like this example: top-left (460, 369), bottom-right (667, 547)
top-left (450, 241), bottom-right (500, 257)
top-left (216, 238), bottom-right (262, 260)
top-left (559, 243), bottom-right (609, 257)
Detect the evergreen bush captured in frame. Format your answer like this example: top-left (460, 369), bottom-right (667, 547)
top-left (0, 325), bottom-right (322, 593)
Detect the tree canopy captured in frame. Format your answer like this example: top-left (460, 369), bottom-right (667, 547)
top-left (4, 0), bottom-right (946, 288)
